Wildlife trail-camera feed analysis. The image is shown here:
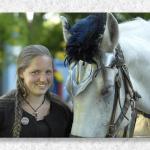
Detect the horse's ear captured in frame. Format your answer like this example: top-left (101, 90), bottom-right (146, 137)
top-left (100, 13), bottom-right (119, 52)
top-left (60, 16), bottom-right (72, 43)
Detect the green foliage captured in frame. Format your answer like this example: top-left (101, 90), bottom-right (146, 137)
top-left (24, 13), bottom-right (65, 56)
top-left (114, 13), bottom-right (150, 23)
top-left (0, 12), bottom-right (149, 64)
top-left (0, 13), bottom-right (28, 47)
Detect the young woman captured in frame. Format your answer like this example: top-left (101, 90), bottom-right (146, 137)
top-left (0, 45), bottom-right (73, 137)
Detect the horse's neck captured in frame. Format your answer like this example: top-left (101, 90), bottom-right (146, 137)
top-left (119, 20), bottom-right (150, 113)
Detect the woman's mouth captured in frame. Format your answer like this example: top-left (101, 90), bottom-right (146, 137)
top-left (37, 84), bottom-right (47, 89)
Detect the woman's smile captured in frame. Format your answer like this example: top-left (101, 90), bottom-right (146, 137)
top-left (36, 83), bottom-right (48, 90)
top-left (20, 55), bottom-right (53, 96)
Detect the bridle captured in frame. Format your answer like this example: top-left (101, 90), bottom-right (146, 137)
top-left (69, 44), bottom-right (141, 138)
top-left (100, 45), bottom-right (142, 137)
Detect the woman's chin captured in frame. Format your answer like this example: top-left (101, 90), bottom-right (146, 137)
top-left (33, 89), bottom-right (48, 96)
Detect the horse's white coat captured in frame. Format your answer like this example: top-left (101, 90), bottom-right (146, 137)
top-left (119, 18), bottom-right (150, 114)
top-left (63, 15), bottom-right (150, 137)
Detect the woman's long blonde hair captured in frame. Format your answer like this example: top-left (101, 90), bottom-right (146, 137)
top-left (13, 45), bottom-right (53, 137)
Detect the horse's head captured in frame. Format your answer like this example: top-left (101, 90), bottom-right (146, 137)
top-left (61, 13), bottom-right (132, 137)
top-left (61, 13), bottom-right (119, 65)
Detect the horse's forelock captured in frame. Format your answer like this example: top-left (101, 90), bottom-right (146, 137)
top-left (65, 13), bottom-right (107, 65)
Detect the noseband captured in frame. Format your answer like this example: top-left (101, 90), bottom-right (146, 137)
top-left (104, 45), bottom-right (141, 137)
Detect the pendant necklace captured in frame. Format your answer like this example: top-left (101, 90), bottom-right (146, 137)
top-left (24, 96), bottom-right (46, 120)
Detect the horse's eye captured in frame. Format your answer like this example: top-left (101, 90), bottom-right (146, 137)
top-left (101, 87), bottom-right (109, 96)
top-left (101, 85), bottom-right (113, 96)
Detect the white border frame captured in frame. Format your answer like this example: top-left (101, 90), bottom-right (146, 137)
top-left (0, 0), bottom-right (149, 149)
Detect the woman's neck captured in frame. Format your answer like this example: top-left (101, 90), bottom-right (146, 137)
top-left (26, 94), bottom-right (45, 105)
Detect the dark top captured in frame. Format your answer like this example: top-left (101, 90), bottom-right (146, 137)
top-left (20, 110), bottom-right (50, 137)
top-left (0, 90), bottom-right (73, 137)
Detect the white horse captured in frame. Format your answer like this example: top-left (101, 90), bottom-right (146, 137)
top-left (61, 13), bottom-right (150, 137)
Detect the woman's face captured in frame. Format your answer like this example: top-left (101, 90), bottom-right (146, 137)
top-left (20, 55), bottom-right (53, 97)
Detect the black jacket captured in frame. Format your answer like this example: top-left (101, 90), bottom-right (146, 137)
top-left (0, 90), bottom-right (73, 137)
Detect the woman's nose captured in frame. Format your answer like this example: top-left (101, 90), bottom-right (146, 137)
top-left (39, 73), bottom-right (47, 82)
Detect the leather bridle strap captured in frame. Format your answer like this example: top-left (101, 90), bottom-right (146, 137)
top-left (106, 72), bottom-right (120, 137)
top-left (121, 65), bottom-right (139, 137)
top-left (106, 45), bottom-right (141, 137)
top-left (106, 69), bottom-right (131, 137)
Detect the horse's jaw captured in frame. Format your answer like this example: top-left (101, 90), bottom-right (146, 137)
top-left (71, 92), bottom-right (114, 137)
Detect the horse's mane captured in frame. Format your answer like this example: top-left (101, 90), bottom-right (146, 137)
top-left (65, 13), bottom-right (107, 66)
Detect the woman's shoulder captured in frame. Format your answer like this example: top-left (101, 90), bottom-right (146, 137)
top-left (0, 89), bottom-right (16, 107)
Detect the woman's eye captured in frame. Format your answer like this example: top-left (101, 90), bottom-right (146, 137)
top-left (31, 71), bottom-right (40, 75)
top-left (46, 70), bottom-right (52, 75)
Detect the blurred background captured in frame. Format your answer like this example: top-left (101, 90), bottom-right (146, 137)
top-left (0, 12), bottom-right (150, 104)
